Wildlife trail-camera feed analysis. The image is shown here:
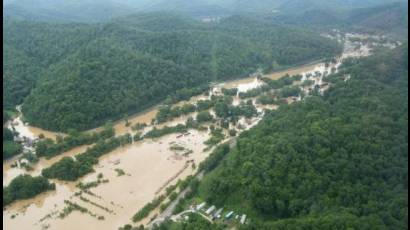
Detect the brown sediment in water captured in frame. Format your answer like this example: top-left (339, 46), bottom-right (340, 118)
top-left (5, 37), bottom-right (375, 229)
top-left (6, 58), bottom-right (325, 143)
top-left (3, 130), bottom-right (210, 230)
top-left (3, 145), bottom-right (93, 186)
top-left (3, 60), bottom-right (324, 230)
top-left (265, 64), bottom-right (318, 80)
top-left (221, 62), bottom-right (319, 89)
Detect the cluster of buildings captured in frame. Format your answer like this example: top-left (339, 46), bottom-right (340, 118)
top-left (13, 135), bottom-right (36, 149)
top-left (194, 202), bottom-right (247, 225)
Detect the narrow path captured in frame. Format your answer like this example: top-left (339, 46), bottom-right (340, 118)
top-left (171, 210), bottom-right (213, 223)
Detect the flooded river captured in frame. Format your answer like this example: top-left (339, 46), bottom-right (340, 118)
top-left (3, 31), bottom-right (397, 230)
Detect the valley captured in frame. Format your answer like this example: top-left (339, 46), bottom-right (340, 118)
top-left (3, 31), bottom-right (400, 230)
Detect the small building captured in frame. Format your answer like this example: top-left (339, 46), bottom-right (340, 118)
top-left (196, 202), bottom-right (206, 211)
top-left (205, 205), bottom-right (216, 215)
top-left (25, 138), bottom-right (34, 147)
top-left (240, 214), bottom-right (247, 224)
top-left (13, 136), bottom-right (24, 143)
top-left (19, 158), bottom-right (29, 165)
top-left (225, 211), bottom-right (234, 219)
top-left (213, 208), bottom-right (223, 219)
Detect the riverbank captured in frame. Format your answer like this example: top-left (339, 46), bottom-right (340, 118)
top-left (3, 31), bottom-right (397, 230)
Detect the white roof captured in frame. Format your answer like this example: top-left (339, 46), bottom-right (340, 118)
top-left (196, 202), bottom-right (206, 210)
top-left (240, 214), bottom-right (247, 224)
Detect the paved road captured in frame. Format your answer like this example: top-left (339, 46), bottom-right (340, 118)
top-left (148, 137), bottom-right (237, 229)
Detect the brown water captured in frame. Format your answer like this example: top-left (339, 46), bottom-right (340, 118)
top-left (4, 33), bottom-right (383, 229)
top-left (7, 116), bottom-right (61, 141)
top-left (2, 61), bottom-right (327, 230)
top-left (220, 62), bottom-right (319, 91)
top-left (3, 145), bottom-right (92, 186)
top-left (4, 130), bottom-right (210, 230)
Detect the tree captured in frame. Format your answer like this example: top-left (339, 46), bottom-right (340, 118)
top-left (196, 111), bottom-right (213, 123)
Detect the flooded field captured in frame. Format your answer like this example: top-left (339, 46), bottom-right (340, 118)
top-left (4, 130), bottom-right (210, 230)
top-left (3, 145), bottom-right (92, 186)
top-left (3, 31), bottom-right (397, 230)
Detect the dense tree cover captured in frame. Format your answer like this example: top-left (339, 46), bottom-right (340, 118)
top-left (213, 97), bottom-right (258, 119)
top-left (144, 124), bottom-right (189, 139)
top-left (257, 93), bottom-right (280, 105)
top-left (196, 100), bottom-right (214, 111)
top-left (35, 124), bottom-right (115, 159)
top-left (238, 86), bottom-right (270, 99)
top-left (196, 111), bottom-right (214, 123)
top-left (4, 0), bottom-right (403, 24)
top-left (4, 13), bottom-right (341, 131)
top-left (3, 128), bottom-right (14, 141)
top-left (3, 0), bottom-right (137, 23)
top-left (42, 134), bottom-right (132, 181)
top-left (132, 195), bottom-right (166, 222)
top-left (161, 46), bottom-right (408, 229)
top-left (213, 96), bottom-right (233, 118)
top-left (204, 127), bottom-right (225, 146)
top-left (267, 2), bottom-right (408, 40)
top-left (3, 18), bottom-right (97, 109)
top-left (3, 140), bottom-right (22, 160)
top-left (221, 88), bottom-right (238, 96)
top-left (198, 143), bottom-right (230, 173)
top-left (3, 116), bottom-right (22, 160)
top-left (3, 175), bottom-right (55, 206)
top-left (3, 111), bottom-right (10, 124)
top-left (41, 156), bottom-right (91, 181)
top-left (279, 85), bottom-right (302, 98)
top-left (156, 104), bottom-right (197, 123)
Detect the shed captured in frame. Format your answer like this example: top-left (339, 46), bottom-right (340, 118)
top-left (213, 208), bottom-right (223, 218)
top-left (196, 202), bottom-right (206, 211)
top-left (205, 205), bottom-right (216, 215)
top-left (225, 211), bottom-right (234, 219)
top-left (240, 214), bottom-right (247, 224)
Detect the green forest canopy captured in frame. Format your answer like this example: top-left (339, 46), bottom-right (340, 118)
top-left (3, 13), bottom-right (342, 131)
top-left (157, 45), bottom-right (408, 229)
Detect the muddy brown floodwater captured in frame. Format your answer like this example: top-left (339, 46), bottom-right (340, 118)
top-left (4, 32), bottom-right (391, 230)
top-left (7, 115), bottom-right (61, 141)
top-left (4, 130), bottom-right (210, 230)
top-left (0, 61), bottom-right (339, 230)
top-left (3, 145), bottom-right (92, 186)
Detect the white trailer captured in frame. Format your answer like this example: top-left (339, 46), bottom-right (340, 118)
top-left (205, 205), bottom-right (216, 215)
top-left (213, 208), bottom-right (223, 219)
top-left (225, 211), bottom-right (234, 219)
top-left (240, 214), bottom-right (247, 224)
top-left (196, 202), bottom-right (206, 211)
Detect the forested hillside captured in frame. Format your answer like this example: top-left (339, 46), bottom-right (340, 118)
top-left (3, 0), bottom-right (137, 23)
top-left (4, 0), bottom-right (404, 24)
top-left (3, 18), bottom-right (97, 109)
top-left (3, 13), bottom-right (341, 131)
top-left (269, 2), bottom-right (408, 39)
top-left (157, 45), bottom-right (408, 229)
